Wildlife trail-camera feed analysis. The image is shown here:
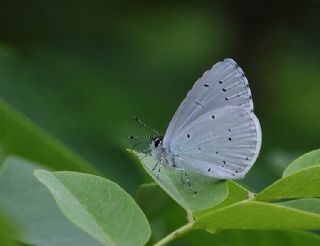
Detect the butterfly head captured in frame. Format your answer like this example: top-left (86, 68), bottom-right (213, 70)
top-left (151, 136), bottom-right (163, 149)
top-left (150, 136), bottom-right (165, 162)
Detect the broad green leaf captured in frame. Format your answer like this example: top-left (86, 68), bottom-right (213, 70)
top-left (177, 229), bottom-right (320, 246)
top-left (278, 198), bottom-right (320, 215)
top-left (0, 156), bottom-right (102, 246)
top-left (135, 182), bottom-right (248, 221)
top-left (255, 165), bottom-right (320, 201)
top-left (194, 201), bottom-right (320, 230)
top-left (0, 97), bottom-right (99, 174)
top-left (35, 170), bottom-right (151, 246)
top-left (283, 149), bottom-right (320, 177)
top-left (193, 180), bottom-right (251, 218)
top-left (128, 150), bottom-right (228, 211)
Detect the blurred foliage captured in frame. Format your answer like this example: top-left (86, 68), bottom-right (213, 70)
top-left (0, 157), bottom-right (102, 246)
top-left (0, 213), bottom-right (17, 246)
top-left (1, 0), bottom-right (320, 245)
top-left (0, 97), bottom-right (99, 173)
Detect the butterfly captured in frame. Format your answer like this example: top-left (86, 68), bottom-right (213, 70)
top-left (148, 58), bottom-right (261, 181)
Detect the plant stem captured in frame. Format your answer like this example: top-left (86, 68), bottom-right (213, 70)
top-left (186, 209), bottom-right (194, 222)
top-left (153, 222), bottom-right (194, 246)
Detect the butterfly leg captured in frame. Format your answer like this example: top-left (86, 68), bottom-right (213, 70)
top-left (180, 172), bottom-right (185, 184)
top-left (141, 153), bottom-right (150, 159)
top-left (151, 160), bottom-right (163, 180)
top-left (152, 160), bottom-right (160, 171)
top-left (141, 151), bottom-right (151, 160)
top-left (177, 168), bottom-right (197, 194)
top-left (156, 161), bottom-right (163, 180)
top-left (140, 154), bottom-right (148, 161)
top-left (184, 171), bottom-right (197, 194)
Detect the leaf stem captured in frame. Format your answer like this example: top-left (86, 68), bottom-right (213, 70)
top-left (153, 222), bottom-right (194, 246)
top-left (186, 209), bottom-right (194, 222)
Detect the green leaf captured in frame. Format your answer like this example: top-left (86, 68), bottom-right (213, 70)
top-left (128, 150), bottom-right (228, 212)
top-left (194, 201), bottom-right (320, 231)
top-left (193, 180), bottom-right (251, 218)
top-left (0, 156), bottom-right (102, 246)
top-left (35, 170), bottom-right (151, 246)
top-left (283, 149), bottom-right (320, 177)
top-left (255, 165), bottom-right (320, 201)
top-left (177, 229), bottom-right (320, 246)
top-left (135, 181), bottom-right (251, 230)
top-left (278, 198), bottom-right (320, 215)
top-left (0, 97), bottom-right (99, 174)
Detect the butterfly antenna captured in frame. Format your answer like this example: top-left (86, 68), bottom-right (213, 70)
top-left (133, 116), bottom-right (160, 135)
top-left (128, 135), bottom-right (153, 140)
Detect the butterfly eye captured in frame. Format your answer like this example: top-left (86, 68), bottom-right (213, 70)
top-left (154, 137), bottom-right (162, 148)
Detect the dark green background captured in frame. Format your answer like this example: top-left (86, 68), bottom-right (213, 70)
top-left (0, 1), bottom-right (319, 197)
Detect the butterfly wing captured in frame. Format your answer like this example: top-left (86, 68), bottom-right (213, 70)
top-left (163, 58), bottom-right (254, 148)
top-left (168, 106), bottom-right (261, 179)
